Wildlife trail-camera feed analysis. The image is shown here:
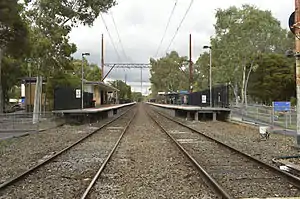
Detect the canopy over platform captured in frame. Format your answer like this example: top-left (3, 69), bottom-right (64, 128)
top-left (83, 80), bottom-right (119, 92)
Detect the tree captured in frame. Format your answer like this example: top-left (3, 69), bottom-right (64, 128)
top-left (17, 0), bottom-right (116, 112)
top-left (194, 52), bottom-right (218, 91)
top-left (150, 51), bottom-right (189, 95)
top-left (132, 92), bottom-right (143, 102)
top-left (1, 57), bottom-right (27, 103)
top-left (0, 0), bottom-right (29, 112)
top-left (208, 5), bottom-right (291, 105)
top-left (109, 80), bottom-right (131, 100)
top-left (72, 59), bottom-right (102, 81)
top-left (248, 53), bottom-right (295, 104)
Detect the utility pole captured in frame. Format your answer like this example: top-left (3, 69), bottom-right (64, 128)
top-left (295, 0), bottom-right (300, 145)
top-left (189, 34), bottom-right (193, 93)
top-left (141, 68), bottom-right (143, 94)
top-left (209, 47), bottom-right (212, 107)
top-left (101, 34), bottom-right (104, 81)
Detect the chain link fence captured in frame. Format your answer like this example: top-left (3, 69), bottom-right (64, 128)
top-left (0, 111), bottom-right (63, 134)
top-left (230, 104), bottom-right (296, 130)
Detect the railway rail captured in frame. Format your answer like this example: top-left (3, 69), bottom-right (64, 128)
top-left (80, 108), bottom-right (137, 199)
top-left (146, 106), bottom-right (300, 199)
top-left (0, 105), bottom-right (136, 197)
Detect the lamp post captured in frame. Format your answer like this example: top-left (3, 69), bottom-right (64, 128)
top-left (81, 52), bottom-right (90, 109)
top-left (203, 45), bottom-right (212, 107)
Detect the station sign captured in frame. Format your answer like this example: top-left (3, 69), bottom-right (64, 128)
top-left (273, 101), bottom-right (291, 112)
top-left (75, 89), bottom-right (81, 98)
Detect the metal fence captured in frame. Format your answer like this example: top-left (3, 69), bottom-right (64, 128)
top-left (231, 105), bottom-right (296, 130)
top-left (0, 111), bottom-right (61, 133)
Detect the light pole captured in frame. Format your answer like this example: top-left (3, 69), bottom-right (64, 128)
top-left (203, 45), bottom-right (212, 107)
top-left (81, 52), bottom-right (90, 109)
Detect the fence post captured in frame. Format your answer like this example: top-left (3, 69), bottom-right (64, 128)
top-left (13, 113), bottom-right (15, 130)
top-left (271, 102), bottom-right (274, 124)
top-left (256, 106), bottom-right (259, 121)
top-left (290, 110), bottom-right (292, 126)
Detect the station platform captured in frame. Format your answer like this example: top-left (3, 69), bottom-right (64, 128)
top-left (146, 102), bottom-right (231, 121)
top-left (52, 102), bottom-right (136, 124)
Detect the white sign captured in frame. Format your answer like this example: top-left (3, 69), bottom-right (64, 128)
top-left (202, 95), bottom-right (207, 103)
top-left (76, 89), bottom-right (81, 98)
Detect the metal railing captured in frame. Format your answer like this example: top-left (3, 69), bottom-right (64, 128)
top-left (231, 105), bottom-right (296, 131)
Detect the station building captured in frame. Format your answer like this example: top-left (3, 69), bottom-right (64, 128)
top-left (21, 77), bottom-right (119, 111)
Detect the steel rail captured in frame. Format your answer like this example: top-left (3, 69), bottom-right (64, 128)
top-left (80, 108), bottom-right (137, 199)
top-left (145, 108), bottom-right (232, 199)
top-left (152, 108), bottom-right (300, 189)
top-left (0, 105), bottom-right (136, 190)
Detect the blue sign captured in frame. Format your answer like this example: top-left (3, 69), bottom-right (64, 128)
top-left (179, 90), bottom-right (189, 95)
top-left (273, 101), bottom-right (291, 112)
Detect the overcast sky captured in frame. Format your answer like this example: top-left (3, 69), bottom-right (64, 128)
top-left (69, 0), bottom-right (294, 95)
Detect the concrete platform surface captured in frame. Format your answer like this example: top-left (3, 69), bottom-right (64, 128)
top-left (147, 102), bottom-right (230, 111)
top-left (52, 102), bottom-right (136, 114)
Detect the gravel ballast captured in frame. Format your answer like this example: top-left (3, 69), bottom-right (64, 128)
top-left (186, 120), bottom-right (300, 165)
top-left (150, 109), bottom-right (300, 198)
top-left (0, 109), bottom-right (134, 198)
top-left (0, 108), bottom-right (131, 186)
top-left (88, 105), bottom-right (217, 199)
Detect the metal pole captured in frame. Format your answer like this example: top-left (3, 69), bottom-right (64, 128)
top-left (295, 0), bottom-right (300, 145)
top-left (29, 62), bottom-right (31, 112)
top-left (209, 48), bottom-right (212, 107)
top-left (189, 34), bottom-right (193, 92)
top-left (81, 55), bottom-right (84, 109)
top-left (141, 67), bottom-right (143, 94)
top-left (101, 34), bottom-right (104, 81)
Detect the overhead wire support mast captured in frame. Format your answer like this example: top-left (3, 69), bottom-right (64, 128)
top-left (154, 0), bottom-right (178, 57)
top-left (104, 63), bottom-right (151, 95)
top-left (165, 0), bottom-right (194, 53)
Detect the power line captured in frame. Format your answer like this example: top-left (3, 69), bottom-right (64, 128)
top-left (154, 0), bottom-right (178, 58)
top-left (165, 0), bottom-right (194, 54)
top-left (100, 13), bottom-right (122, 62)
top-left (110, 11), bottom-right (131, 62)
top-left (109, 11), bottom-right (130, 81)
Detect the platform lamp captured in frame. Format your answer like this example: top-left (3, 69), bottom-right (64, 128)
top-left (203, 45), bottom-right (212, 107)
top-left (81, 52), bottom-right (90, 109)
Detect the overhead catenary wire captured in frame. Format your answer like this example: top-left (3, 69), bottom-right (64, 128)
top-left (154, 0), bottom-right (178, 58)
top-left (109, 11), bottom-right (131, 79)
top-left (165, 0), bottom-right (194, 54)
top-left (100, 13), bottom-right (122, 62)
top-left (110, 11), bottom-right (131, 62)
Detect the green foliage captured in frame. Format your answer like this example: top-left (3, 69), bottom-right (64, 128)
top-left (291, 97), bottom-right (297, 106)
top-left (26, 0), bottom-right (116, 27)
top-left (0, 0), bottom-right (29, 52)
top-left (211, 5), bottom-right (288, 83)
top-left (192, 4), bottom-right (295, 104)
top-left (1, 56), bottom-right (27, 102)
top-left (109, 80), bottom-right (131, 100)
top-left (150, 51), bottom-right (189, 95)
top-left (72, 59), bottom-right (102, 81)
top-left (247, 53), bottom-right (295, 104)
top-left (132, 92), bottom-right (143, 102)
top-left (0, 0), bottom-right (116, 112)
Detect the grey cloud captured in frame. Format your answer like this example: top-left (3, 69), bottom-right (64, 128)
top-left (70, 0), bottom-right (294, 95)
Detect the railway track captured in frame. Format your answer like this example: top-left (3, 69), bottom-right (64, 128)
top-left (0, 105), bottom-right (136, 198)
top-left (146, 107), bottom-right (300, 199)
top-left (80, 108), bottom-right (137, 199)
top-left (84, 104), bottom-right (219, 198)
